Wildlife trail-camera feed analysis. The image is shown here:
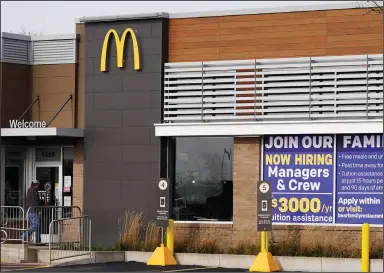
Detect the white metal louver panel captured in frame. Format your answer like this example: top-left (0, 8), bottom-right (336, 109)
top-left (163, 54), bottom-right (383, 123)
top-left (31, 39), bottom-right (76, 65)
top-left (1, 37), bottom-right (29, 64)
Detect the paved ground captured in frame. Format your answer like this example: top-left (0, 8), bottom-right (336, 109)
top-left (1, 262), bottom-right (249, 272)
top-left (0, 263), bottom-right (49, 272)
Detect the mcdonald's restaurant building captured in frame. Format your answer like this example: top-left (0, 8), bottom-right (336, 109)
top-left (1, 2), bottom-right (383, 247)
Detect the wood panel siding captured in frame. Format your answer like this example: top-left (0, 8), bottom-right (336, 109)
top-left (0, 63), bottom-right (31, 128)
top-left (169, 8), bottom-right (383, 62)
top-left (31, 64), bottom-right (76, 128)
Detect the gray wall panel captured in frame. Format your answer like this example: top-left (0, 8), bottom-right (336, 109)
top-left (122, 109), bottom-right (160, 127)
top-left (83, 18), bottom-right (167, 247)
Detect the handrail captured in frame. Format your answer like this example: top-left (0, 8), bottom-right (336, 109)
top-left (26, 205), bottom-right (82, 217)
top-left (46, 95), bottom-right (73, 127)
top-left (0, 206), bottom-right (26, 243)
top-left (17, 95), bottom-right (40, 122)
top-left (48, 215), bottom-right (92, 265)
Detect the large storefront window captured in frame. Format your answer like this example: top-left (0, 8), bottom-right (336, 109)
top-left (173, 137), bottom-right (233, 222)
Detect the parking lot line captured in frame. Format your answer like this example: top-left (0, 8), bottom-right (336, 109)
top-left (162, 267), bottom-right (219, 272)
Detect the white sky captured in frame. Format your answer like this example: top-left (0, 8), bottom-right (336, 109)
top-left (1, 1), bottom-right (359, 35)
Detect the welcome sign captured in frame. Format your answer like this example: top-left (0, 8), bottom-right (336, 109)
top-left (9, 120), bottom-right (47, 128)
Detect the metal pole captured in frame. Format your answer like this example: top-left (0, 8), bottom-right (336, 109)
top-left (49, 221), bottom-right (52, 266)
top-left (46, 95), bottom-right (73, 127)
top-left (89, 218), bottom-right (92, 256)
top-left (161, 226), bottom-right (164, 245)
top-left (265, 232), bottom-right (268, 252)
top-left (167, 219), bottom-right (174, 255)
top-left (260, 231), bottom-right (265, 252)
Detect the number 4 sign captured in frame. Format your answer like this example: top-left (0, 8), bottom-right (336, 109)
top-left (159, 180), bottom-right (168, 191)
top-left (156, 178), bottom-right (170, 227)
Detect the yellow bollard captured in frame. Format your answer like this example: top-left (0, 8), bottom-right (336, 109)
top-left (147, 219), bottom-right (177, 266)
top-left (260, 231), bottom-right (265, 252)
top-left (166, 219), bottom-right (174, 256)
top-left (361, 223), bottom-right (370, 272)
top-left (250, 231), bottom-right (280, 272)
top-left (260, 232), bottom-right (269, 252)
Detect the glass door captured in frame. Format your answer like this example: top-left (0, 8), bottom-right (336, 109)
top-left (35, 167), bottom-right (60, 206)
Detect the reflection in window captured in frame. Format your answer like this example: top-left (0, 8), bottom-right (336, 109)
top-left (4, 148), bottom-right (26, 208)
top-left (173, 137), bottom-right (233, 222)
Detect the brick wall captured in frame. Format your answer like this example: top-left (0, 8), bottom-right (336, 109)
top-left (233, 137), bottom-right (260, 228)
top-left (72, 140), bottom-right (84, 211)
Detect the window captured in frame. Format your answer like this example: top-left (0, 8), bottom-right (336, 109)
top-left (62, 147), bottom-right (74, 217)
top-left (173, 137), bottom-right (233, 222)
top-left (2, 147), bottom-right (26, 219)
top-left (4, 148), bottom-right (26, 208)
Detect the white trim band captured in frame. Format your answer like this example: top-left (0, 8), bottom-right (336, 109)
top-left (154, 119), bottom-right (383, 137)
top-left (169, 2), bottom-right (360, 19)
top-left (75, 2), bottom-right (361, 23)
top-left (1, 128), bottom-right (84, 138)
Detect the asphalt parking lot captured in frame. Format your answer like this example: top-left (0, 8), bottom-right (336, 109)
top-left (1, 262), bottom-right (249, 272)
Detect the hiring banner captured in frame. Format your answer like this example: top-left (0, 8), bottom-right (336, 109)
top-left (262, 134), bottom-right (383, 226)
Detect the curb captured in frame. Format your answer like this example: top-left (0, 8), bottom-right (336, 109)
top-left (4, 247), bottom-right (384, 272)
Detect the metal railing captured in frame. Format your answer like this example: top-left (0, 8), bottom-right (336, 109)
top-left (1, 206), bottom-right (83, 244)
top-left (49, 215), bottom-right (92, 266)
top-left (163, 54), bottom-right (383, 123)
top-left (0, 206), bottom-right (28, 244)
top-left (25, 206), bottom-right (82, 244)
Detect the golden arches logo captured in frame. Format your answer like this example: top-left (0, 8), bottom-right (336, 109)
top-left (100, 28), bottom-right (140, 72)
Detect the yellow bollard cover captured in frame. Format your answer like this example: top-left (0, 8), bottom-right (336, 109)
top-left (147, 244), bottom-right (177, 266)
top-left (249, 251), bottom-right (280, 272)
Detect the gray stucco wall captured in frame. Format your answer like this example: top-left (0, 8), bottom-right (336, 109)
top-left (83, 18), bottom-right (168, 247)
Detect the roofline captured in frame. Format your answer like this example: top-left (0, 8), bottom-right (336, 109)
top-left (1, 32), bottom-right (31, 41)
top-left (76, 12), bottom-right (169, 24)
top-left (1, 32), bottom-right (78, 41)
top-left (74, 2), bottom-right (363, 24)
top-left (31, 34), bottom-right (78, 41)
top-left (169, 2), bottom-right (361, 19)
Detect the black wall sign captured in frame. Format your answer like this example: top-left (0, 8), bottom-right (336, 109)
top-left (256, 180), bottom-right (272, 231)
top-left (156, 178), bottom-right (170, 227)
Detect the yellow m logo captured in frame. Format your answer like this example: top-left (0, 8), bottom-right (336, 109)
top-left (100, 28), bottom-right (140, 72)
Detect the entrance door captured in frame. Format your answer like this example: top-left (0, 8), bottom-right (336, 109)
top-left (35, 166), bottom-right (62, 243)
top-left (35, 167), bottom-right (60, 206)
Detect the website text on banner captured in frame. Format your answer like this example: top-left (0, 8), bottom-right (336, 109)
top-left (336, 134), bottom-right (383, 225)
top-left (263, 134), bottom-right (383, 226)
